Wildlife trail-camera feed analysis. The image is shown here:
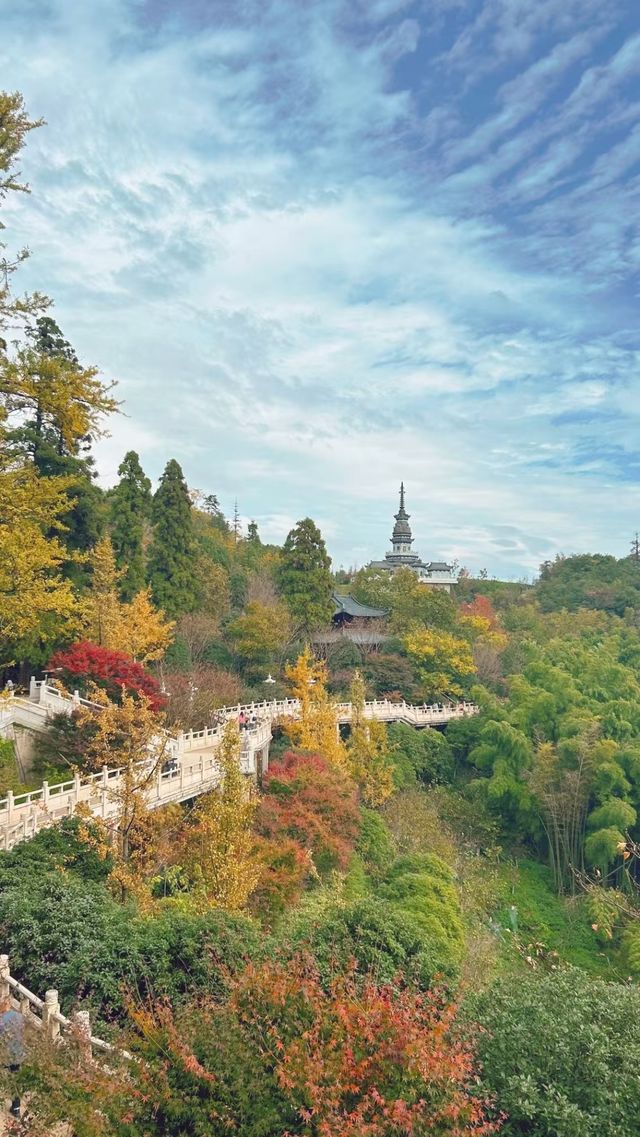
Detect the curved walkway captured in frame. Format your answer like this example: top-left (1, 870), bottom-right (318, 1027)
top-left (0, 681), bottom-right (478, 852)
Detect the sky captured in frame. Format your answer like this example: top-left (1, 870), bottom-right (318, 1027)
top-left (2, 0), bottom-right (640, 579)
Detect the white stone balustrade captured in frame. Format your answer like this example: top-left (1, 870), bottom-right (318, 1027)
top-left (0, 953), bottom-right (116, 1056)
top-left (0, 681), bottom-right (478, 852)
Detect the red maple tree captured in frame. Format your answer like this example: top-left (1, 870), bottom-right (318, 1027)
top-left (123, 957), bottom-right (501, 1136)
top-left (48, 641), bottom-right (166, 711)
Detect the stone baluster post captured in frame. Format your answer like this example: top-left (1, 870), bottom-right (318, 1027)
top-left (43, 989), bottom-right (61, 1039)
top-left (0, 954), bottom-right (10, 1000)
top-left (72, 1010), bottom-right (93, 1061)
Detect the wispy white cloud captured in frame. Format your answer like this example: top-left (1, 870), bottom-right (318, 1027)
top-left (1, 0), bottom-right (640, 577)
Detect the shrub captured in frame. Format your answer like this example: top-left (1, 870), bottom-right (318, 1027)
top-left (278, 893), bottom-right (447, 989)
top-left (0, 817), bottom-right (113, 892)
top-left (0, 873), bottom-right (138, 1021)
top-left (378, 853), bottom-right (465, 972)
top-left (355, 808), bottom-right (396, 878)
top-left (472, 967), bottom-right (640, 1136)
top-left (112, 958), bottom-right (499, 1136)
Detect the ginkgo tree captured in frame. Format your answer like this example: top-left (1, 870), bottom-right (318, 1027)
top-left (0, 464), bottom-right (78, 664)
top-left (181, 720), bottom-right (260, 910)
top-left (79, 535), bottom-right (174, 663)
top-left (346, 670), bottom-right (394, 806)
top-left (284, 647), bottom-right (347, 768)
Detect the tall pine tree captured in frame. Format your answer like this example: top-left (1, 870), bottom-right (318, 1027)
top-left (278, 517), bottom-right (333, 633)
top-left (110, 450), bottom-right (151, 600)
top-left (147, 458), bottom-right (198, 618)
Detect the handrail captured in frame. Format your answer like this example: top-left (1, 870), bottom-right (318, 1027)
top-left (0, 682), bottom-right (478, 852)
top-left (1, 954), bottom-right (120, 1057)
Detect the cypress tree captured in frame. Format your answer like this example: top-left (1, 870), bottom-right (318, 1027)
top-left (110, 450), bottom-right (151, 601)
top-left (279, 517), bottom-right (333, 633)
top-left (147, 459), bottom-right (198, 618)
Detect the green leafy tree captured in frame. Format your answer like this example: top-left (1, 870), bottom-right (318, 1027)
top-left (110, 450), bottom-right (151, 600)
top-left (147, 458), bottom-right (198, 618)
top-left (353, 566), bottom-right (456, 634)
top-left (473, 967), bottom-right (640, 1136)
top-left (387, 721), bottom-right (453, 789)
top-left (279, 517), bottom-right (333, 633)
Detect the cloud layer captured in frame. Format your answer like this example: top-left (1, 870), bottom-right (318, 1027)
top-left (2, 0), bottom-right (640, 577)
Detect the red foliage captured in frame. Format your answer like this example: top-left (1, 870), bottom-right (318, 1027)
top-left (48, 641), bottom-right (166, 711)
top-left (256, 750), bottom-right (360, 876)
top-left (126, 958), bottom-right (501, 1136)
top-left (460, 595), bottom-right (501, 629)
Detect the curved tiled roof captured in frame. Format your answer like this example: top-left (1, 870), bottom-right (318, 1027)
top-left (332, 593), bottom-right (388, 619)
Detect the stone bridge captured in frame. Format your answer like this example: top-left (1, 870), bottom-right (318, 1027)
top-left (0, 680), bottom-right (478, 852)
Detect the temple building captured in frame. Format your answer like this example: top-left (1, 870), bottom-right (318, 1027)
top-left (368, 483), bottom-right (458, 592)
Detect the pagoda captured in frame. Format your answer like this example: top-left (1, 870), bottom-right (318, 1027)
top-left (368, 483), bottom-right (457, 591)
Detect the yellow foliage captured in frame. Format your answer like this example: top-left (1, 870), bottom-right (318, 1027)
top-left (79, 536), bottom-right (122, 647)
top-left (402, 627), bottom-right (475, 699)
top-left (346, 670), bottom-right (394, 806)
top-left (285, 647), bottom-right (347, 768)
top-left (228, 599), bottom-right (292, 664)
top-left (459, 613), bottom-right (508, 651)
top-left (117, 587), bottom-right (174, 663)
top-left (80, 537), bottom-right (173, 661)
top-left (182, 721), bottom-right (259, 910)
top-left (76, 688), bottom-right (168, 905)
top-left (0, 464), bottom-right (79, 663)
top-left (1, 348), bottom-right (118, 452)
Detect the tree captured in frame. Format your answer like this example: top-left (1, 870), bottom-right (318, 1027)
top-left (79, 535), bottom-right (122, 647)
top-left (285, 647), bottom-right (347, 768)
top-left (182, 721), bottom-right (259, 910)
top-left (346, 670), bottom-right (394, 806)
top-left (1, 341), bottom-right (117, 457)
top-left (147, 458), bottom-right (198, 618)
top-left (0, 465), bottom-right (78, 664)
top-left (387, 721), bottom-right (453, 789)
top-left (109, 450), bottom-right (151, 601)
top-left (353, 566), bottom-right (456, 634)
top-left (247, 519), bottom-right (260, 544)
top-left (2, 315), bottom-right (115, 581)
top-left (0, 90), bottom-right (47, 338)
top-left (118, 587), bottom-right (174, 663)
top-left (255, 750), bottom-right (360, 878)
top-left (74, 688), bottom-right (169, 904)
top-left (227, 599), bottom-right (293, 675)
top-left (112, 958), bottom-right (498, 1137)
top-left (80, 538), bottom-right (173, 662)
top-left (279, 517), bottom-right (333, 633)
top-left (49, 641), bottom-right (165, 710)
top-left (402, 627), bottom-right (476, 699)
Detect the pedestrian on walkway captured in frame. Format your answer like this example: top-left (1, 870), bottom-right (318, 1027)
top-left (0, 998), bottom-right (26, 1119)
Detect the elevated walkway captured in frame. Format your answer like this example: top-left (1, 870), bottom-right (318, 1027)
top-left (0, 681), bottom-right (478, 852)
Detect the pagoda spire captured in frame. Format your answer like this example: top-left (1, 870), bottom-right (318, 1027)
top-left (398, 481), bottom-right (407, 517)
top-left (391, 482), bottom-right (412, 548)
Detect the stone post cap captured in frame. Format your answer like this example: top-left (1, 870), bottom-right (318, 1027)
top-left (44, 989), bottom-right (59, 1005)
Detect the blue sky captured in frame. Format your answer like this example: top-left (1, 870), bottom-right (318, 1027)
top-left (2, 0), bottom-right (640, 578)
